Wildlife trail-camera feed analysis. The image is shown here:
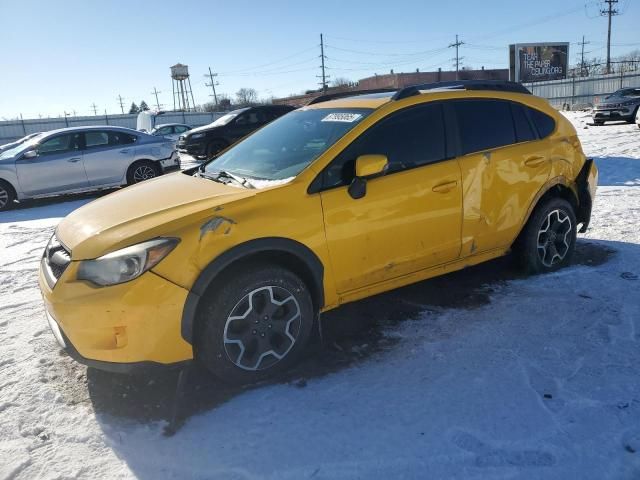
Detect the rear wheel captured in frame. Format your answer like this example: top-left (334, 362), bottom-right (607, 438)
top-left (0, 180), bottom-right (16, 211)
top-left (126, 161), bottom-right (160, 185)
top-left (515, 198), bottom-right (577, 274)
top-left (196, 264), bottom-right (314, 385)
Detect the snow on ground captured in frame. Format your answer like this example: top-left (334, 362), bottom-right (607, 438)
top-left (1, 113), bottom-right (639, 479)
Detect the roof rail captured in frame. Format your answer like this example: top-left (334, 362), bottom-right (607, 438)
top-left (392, 80), bottom-right (531, 101)
top-left (307, 88), bottom-right (397, 105)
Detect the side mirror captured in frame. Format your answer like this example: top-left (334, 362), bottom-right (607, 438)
top-left (22, 150), bottom-right (38, 159)
top-left (348, 154), bottom-right (388, 199)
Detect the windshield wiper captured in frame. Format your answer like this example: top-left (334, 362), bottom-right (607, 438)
top-left (197, 169), bottom-right (255, 189)
top-left (215, 170), bottom-right (256, 189)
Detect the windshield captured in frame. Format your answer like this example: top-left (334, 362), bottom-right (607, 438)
top-left (209, 109), bottom-right (249, 128)
top-left (203, 108), bottom-right (372, 181)
top-left (0, 134), bottom-right (43, 159)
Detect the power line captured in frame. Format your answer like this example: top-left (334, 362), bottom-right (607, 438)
top-left (600, 0), bottom-right (620, 73)
top-left (449, 34), bottom-right (464, 80)
top-left (90, 103), bottom-right (98, 115)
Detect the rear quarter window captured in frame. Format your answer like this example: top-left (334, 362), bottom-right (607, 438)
top-left (527, 108), bottom-right (556, 139)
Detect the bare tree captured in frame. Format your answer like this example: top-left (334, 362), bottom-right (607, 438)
top-left (331, 77), bottom-right (352, 87)
top-left (235, 88), bottom-right (258, 106)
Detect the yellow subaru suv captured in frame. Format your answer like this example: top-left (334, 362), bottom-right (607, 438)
top-left (39, 81), bottom-right (597, 384)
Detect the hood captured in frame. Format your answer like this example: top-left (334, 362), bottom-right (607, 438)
top-left (598, 96), bottom-right (637, 107)
top-left (187, 123), bottom-right (221, 135)
top-left (57, 172), bottom-right (255, 259)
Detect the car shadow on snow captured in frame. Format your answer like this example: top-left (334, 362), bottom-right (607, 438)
top-left (83, 239), bottom-right (615, 434)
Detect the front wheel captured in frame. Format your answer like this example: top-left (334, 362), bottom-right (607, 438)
top-left (196, 264), bottom-right (315, 385)
top-left (515, 198), bottom-right (577, 274)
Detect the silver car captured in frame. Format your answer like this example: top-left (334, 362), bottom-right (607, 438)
top-left (0, 126), bottom-right (179, 211)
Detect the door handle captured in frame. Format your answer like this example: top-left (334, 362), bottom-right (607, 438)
top-left (432, 180), bottom-right (458, 193)
top-left (119, 149), bottom-right (129, 154)
top-left (67, 157), bottom-right (81, 163)
top-left (524, 155), bottom-right (546, 167)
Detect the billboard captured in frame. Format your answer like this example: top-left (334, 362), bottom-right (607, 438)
top-left (509, 43), bottom-right (569, 83)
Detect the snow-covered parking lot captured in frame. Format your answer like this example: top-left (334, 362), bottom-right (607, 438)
top-left (1, 112), bottom-right (639, 479)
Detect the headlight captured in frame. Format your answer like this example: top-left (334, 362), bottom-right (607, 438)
top-left (190, 133), bottom-right (205, 140)
top-left (77, 238), bottom-right (179, 286)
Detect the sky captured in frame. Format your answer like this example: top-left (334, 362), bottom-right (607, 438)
top-left (0, 0), bottom-right (638, 119)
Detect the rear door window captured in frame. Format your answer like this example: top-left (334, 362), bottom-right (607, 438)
top-left (109, 132), bottom-right (137, 145)
top-left (453, 100), bottom-right (516, 154)
top-left (84, 131), bottom-right (110, 149)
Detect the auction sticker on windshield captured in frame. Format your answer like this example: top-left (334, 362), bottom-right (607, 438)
top-left (321, 113), bottom-right (363, 123)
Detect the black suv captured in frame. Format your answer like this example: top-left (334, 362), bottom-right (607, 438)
top-left (178, 105), bottom-right (295, 158)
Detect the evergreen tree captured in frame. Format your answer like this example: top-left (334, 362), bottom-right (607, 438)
top-left (128, 102), bottom-right (139, 114)
top-left (139, 100), bottom-right (150, 111)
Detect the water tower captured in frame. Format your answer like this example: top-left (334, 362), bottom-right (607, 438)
top-left (170, 63), bottom-right (196, 111)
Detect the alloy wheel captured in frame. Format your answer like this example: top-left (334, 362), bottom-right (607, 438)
top-left (537, 209), bottom-right (572, 267)
top-left (223, 285), bottom-right (302, 371)
top-left (133, 165), bottom-right (157, 182)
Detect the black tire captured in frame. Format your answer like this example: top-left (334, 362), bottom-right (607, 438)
top-left (626, 107), bottom-right (639, 124)
top-left (195, 264), bottom-right (315, 385)
top-left (206, 140), bottom-right (228, 159)
top-left (593, 120), bottom-right (604, 125)
top-left (515, 197), bottom-right (577, 275)
top-left (126, 160), bottom-right (160, 185)
top-left (0, 180), bottom-right (16, 212)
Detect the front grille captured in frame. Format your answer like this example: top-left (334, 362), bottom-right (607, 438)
top-left (43, 234), bottom-right (71, 286)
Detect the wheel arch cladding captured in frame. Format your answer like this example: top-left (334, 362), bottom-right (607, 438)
top-left (180, 237), bottom-right (324, 344)
top-left (515, 179), bottom-right (579, 247)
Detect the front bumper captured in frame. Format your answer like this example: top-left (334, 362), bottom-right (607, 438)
top-left (178, 140), bottom-right (206, 157)
top-left (593, 106), bottom-right (636, 121)
top-left (575, 158), bottom-right (598, 233)
top-left (39, 260), bottom-right (194, 374)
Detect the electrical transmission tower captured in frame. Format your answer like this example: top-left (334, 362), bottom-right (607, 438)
top-left (117, 95), bottom-right (125, 114)
top-left (205, 67), bottom-right (220, 107)
top-left (600, 0), bottom-right (619, 74)
top-left (449, 34), bottom-right (464, 80)
top-left (318, 33), bottom-right (329, 93)
top-left (90, 103), bottom-right (98, 115)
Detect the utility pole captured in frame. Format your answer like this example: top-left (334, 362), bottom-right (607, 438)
top-left (318, 33), bottom-right (329, 93)
top-left (204, 67), bottom-right (219, 107)
top-left (578, 36), bottom-right (590, 77)
top-left (449, 34), bottom-right (464, 80)
top-left (117, 95), bottom-right (125, 114)
top-left (151, 87), bottom-right (162, 110)
top-left (600, 0), bottom-right (619, 74)
top-left (90, 103), bottom-right (98, 115)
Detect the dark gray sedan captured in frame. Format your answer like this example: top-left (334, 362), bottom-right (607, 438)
top-left (0, 126), bottom-right (178, 211)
